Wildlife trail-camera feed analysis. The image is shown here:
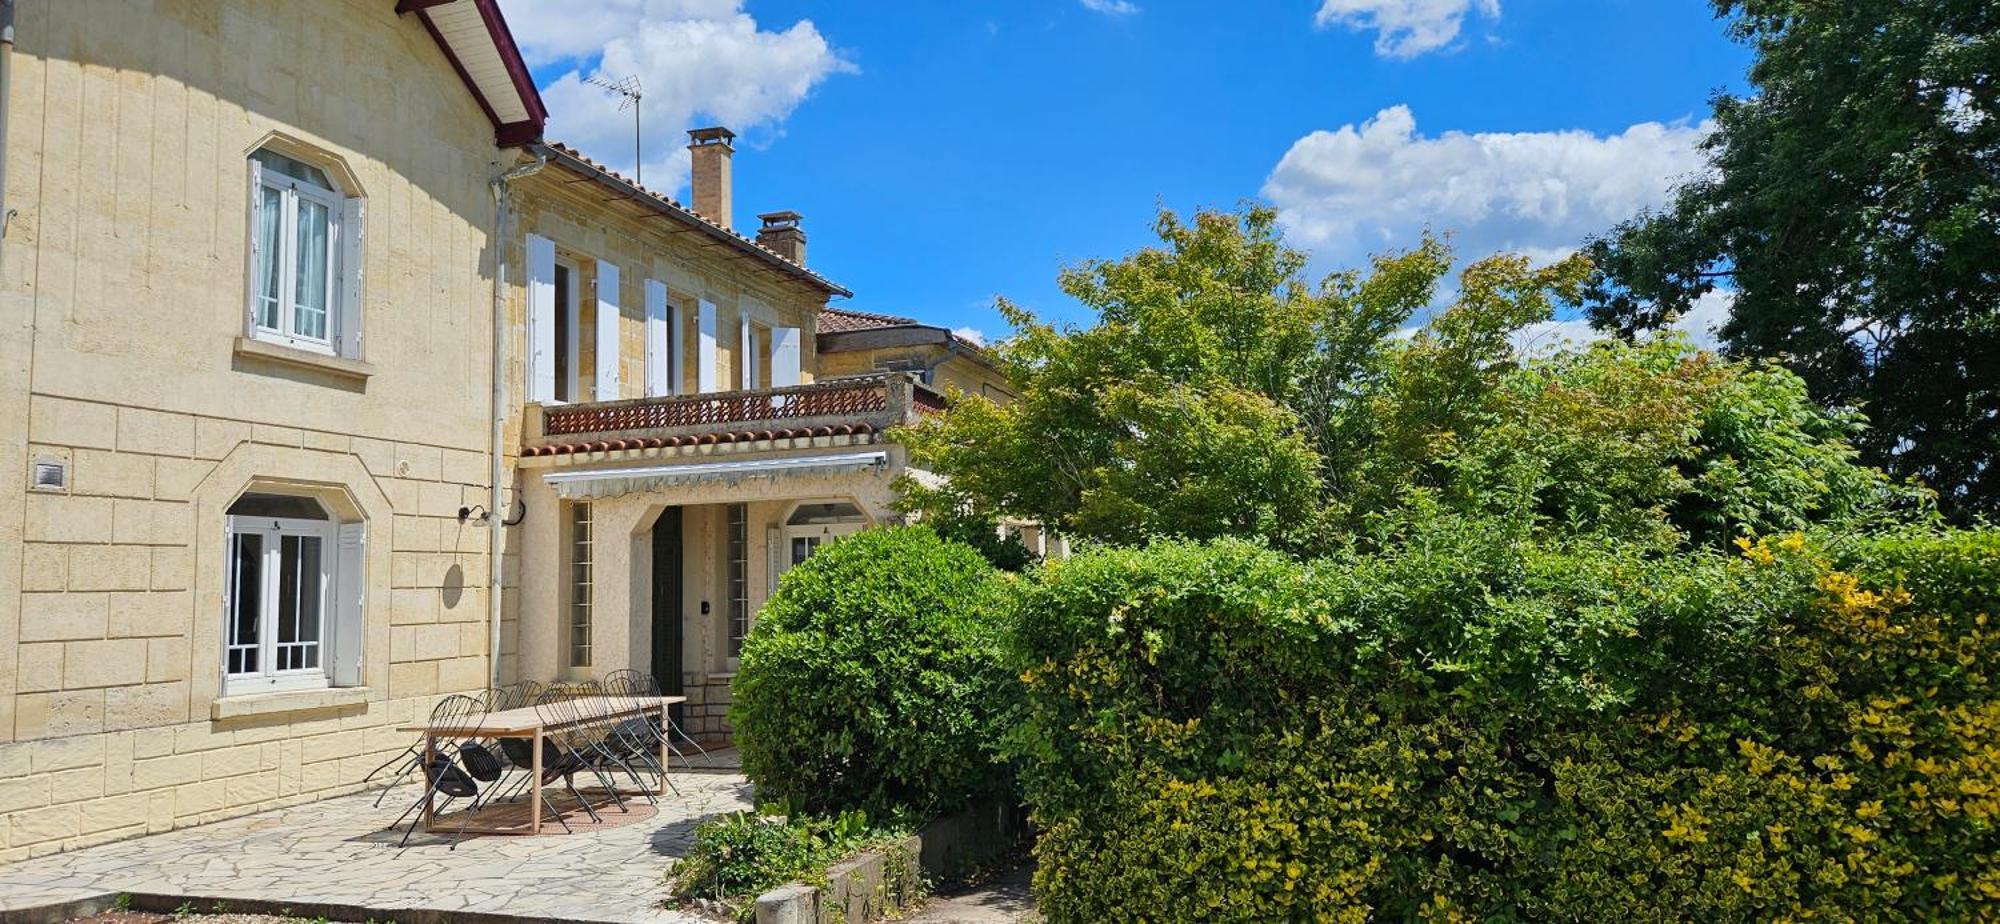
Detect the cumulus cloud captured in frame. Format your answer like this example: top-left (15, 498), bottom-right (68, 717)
top-left (497, 0), bottom-right (855, 196)
top-left (951, 326), bottom-right (989, 347)
top-left (1081, 0), bottom-right (1142, 15)
top-left (1315, 0), bottom-right (1500, 59)
top-left (1508, 289), bottom-right (1733, 357)
top-left (1263, 105), bottom-right (1711, 272)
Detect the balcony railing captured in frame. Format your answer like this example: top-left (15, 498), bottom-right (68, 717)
top-left (523, 373), bottom-right (944, 455)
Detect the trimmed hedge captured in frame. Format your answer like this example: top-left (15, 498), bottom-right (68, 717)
top-left (1011, 528), bottom-right (2000, 920)
top-left (732, 526), bottom-right (1017, 817)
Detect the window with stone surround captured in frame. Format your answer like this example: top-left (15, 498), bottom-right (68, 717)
top-left (223, 492), bottom-right (362, 696)
top-left (247, 147), bottom-right (365, 359)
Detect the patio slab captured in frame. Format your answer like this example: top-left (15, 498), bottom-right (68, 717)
top-left (0, 761), bottom-right (753, 924)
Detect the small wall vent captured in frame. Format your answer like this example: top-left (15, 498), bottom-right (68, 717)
top-left (31, 457), bottom-right (68, 492)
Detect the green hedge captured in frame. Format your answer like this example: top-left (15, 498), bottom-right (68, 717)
top-left (732, 526), bottom-right (1017, 817)
top-left (1011, 528), bottom-right (2000, 920)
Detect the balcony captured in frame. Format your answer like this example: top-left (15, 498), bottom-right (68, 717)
top-left (521, 372), bottom-right (946, 459)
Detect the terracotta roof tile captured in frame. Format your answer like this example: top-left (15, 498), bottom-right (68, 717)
top-left (538, 141), bottom-right (850, 297)
top-left (817, 307), bottom-right (921, 334)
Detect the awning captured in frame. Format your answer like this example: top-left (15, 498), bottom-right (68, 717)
top-left (542, 451), bottom-right (889, 500)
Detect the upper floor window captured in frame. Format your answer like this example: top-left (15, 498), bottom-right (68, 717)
top-left (247, 148), bottom-right (364, 358)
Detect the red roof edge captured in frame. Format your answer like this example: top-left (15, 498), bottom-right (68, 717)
top-left (400, 0), bottom-right (547, 148)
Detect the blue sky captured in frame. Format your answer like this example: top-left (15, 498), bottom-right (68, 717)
top-left (502, 1), bottom-right (1753, 344)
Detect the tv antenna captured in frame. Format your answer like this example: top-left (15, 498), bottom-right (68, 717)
top-left (586, 74), bottom-right (644, 184)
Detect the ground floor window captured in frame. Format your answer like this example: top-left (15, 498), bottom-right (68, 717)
top-left (782, 502), bottom-right (867, 574)
top-left (569, 501), bottom-right (594, 668)
top-left (726, 503), bottom-right (749, 661)
top-left (225, 493), bottom-right (342, 695)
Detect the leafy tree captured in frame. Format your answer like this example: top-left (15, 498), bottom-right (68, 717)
top-left (902, 205), bottom-right (1927, 556)
top-left (1585, 0), bottom-right (2000, 518)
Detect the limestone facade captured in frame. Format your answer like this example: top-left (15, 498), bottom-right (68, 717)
top-left (0, 0), bottom-right (1005, 862)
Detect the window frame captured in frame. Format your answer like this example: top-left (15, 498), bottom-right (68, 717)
top-left (568, 501), bottom-right (594, 668)
top-left (725, 503), bottom-right (749, 665)
top-left (222, 512), bottom-right (337, 697)
top-left (553, 256), bottom-right (583, 404)
top-left (249, 157), bottom-right (344, 356)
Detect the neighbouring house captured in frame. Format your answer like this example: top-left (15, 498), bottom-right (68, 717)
top-left (0, 0), bottom-right (1000, 860)
top-left (816, 306), bottom-right (1015, 403)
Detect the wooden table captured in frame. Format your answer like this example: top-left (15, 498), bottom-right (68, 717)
top-left (396, 695), bottom-right (686, 836)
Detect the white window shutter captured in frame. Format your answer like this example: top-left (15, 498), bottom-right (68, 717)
top-left (337, 197), bottom-right (366, 359)
top-left (644, 279), bottom-right (669, 397)
top-left (331, 522), bottom-right (366, 687)
top-left (595, 260), bottom-right (621, 400)
top-left (669, 298), bottom-right (685, 396)
top-left (740, 315), bottom-right (754, 389)
top-left (697, 300), bottom-right (718, 393)
top-left (771, 327), bottom-right (801, 387)
top-left (525, 234), bottom-right (557, 403)
top-left (245, 159), bottom-right (264, 333)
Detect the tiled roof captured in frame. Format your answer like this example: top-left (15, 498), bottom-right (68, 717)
top-left (818, 307), bottom-right (921, 334)
top-left (524, 423), bottom-right (880, 458)
top-left (535, 142), bottom-right (852, 297)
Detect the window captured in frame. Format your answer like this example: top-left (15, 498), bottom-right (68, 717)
top-left (569, 502), bottom-right (593, 668)
top-left (780, 501), bottom-right (866, 578)
top-left (554, 261), bottom-right (576, 402)
top-left (225, 493), bottom-right (339, 695)
top-left (726, 503), bottom-right (749, 660)
top-left (249, 149), bottom-right (357, 355)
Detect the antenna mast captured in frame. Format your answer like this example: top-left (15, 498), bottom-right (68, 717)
top-left (585, 74), bottom-right (644, 184)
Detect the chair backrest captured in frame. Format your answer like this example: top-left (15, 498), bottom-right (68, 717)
top-left (534, 684), bottom-right (600, 752)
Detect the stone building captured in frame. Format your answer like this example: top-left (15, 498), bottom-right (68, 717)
top-left (0, 0), bottom-right (1005, 859)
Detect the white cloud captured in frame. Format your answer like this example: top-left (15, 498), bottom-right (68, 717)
top-left (1508, 289), bottom-right (1732, 357)
top-left (497, 0), bottom-right (855, 196)
top-left (951, 326), bottom-right (989, 347)
top-left (1081, 0), bottom-right (1141, 15)
top-left (1315, 0), bottom-right (1500, 59)
top-left (1264, 105), bottom-right (1711, 273)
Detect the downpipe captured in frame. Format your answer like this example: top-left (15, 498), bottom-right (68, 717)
top-left (486, 152), bottom-right (545, 689)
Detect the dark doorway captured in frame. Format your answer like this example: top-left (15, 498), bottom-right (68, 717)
top-left (651, 506), bottom-right (686, 726)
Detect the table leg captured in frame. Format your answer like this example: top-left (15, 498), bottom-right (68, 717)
top-left (530, 726), bottom-right (544, 836)
top-left (668, 704), bottom-right (684, 796)
top-left (421, 732), bottom-right (437, 831)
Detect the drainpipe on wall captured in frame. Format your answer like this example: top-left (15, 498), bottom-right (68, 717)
top-left (1, 0), bottom-right (17, 252)
top-left (487, 152), bottom-right (546, 689)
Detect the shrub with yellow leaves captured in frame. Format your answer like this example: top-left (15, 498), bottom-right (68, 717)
top-left (1010, 527), bottom-right (1999, 920)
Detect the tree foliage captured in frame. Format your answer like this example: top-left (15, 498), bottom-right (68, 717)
top-left (1585, 0), bottom-right (2000, 519)
top-left (900, 205), bottom-right (1928, 556)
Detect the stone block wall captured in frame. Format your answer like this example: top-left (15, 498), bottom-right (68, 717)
top-left (2, 401), bottom-right (498, 861)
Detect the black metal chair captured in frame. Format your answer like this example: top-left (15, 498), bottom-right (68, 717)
top-left (368, 696), bottom-right (466, 807)
top-left (603, 668), bottom-right (711, 770)
top-left (388, 693), bottom-right (488, 847)
top-left (534, 684), bottom-right (629, 822)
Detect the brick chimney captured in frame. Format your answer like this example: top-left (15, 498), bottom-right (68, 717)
top-left (687, 126), bottom-right (735, 229)
top-left (756, 211), bottom-right (807, 265)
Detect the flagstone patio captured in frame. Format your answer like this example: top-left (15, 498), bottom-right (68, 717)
top-left (0, 757), bottom-right (752, 924)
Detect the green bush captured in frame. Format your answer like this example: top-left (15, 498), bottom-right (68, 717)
top-left (1012, 529), bottom-right (2000, 921)
top-left (665, 809), bottom-right (913, 922)
top-left (732, 525), bottom-right (1017, 817)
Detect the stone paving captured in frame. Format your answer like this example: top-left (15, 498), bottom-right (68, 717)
top-left (0, 759), bottom-right (752, 923)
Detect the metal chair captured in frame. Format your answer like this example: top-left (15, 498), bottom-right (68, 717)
top-left (388, 693), bottom-right (487, 847)
top-left (534, 684), bottom-right (628, 822)
top-left (368, 695), bottom-right (467, 807)
top-left (603, 668), bottom-right (711, 770)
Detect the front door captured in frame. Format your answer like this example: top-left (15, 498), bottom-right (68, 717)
top-left (651, 507), bottom-right (685, 726)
